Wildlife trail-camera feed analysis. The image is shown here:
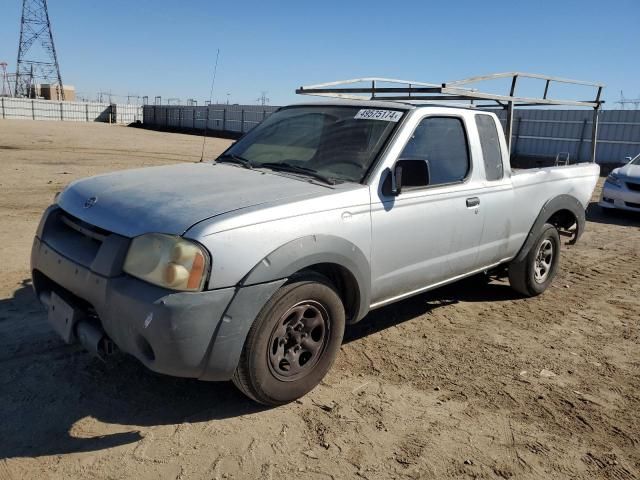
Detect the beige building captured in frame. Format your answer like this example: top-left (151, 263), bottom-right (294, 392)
top-left (30, 84), bottom-right (76, 101)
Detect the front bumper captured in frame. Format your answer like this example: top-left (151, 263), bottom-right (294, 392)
top-left (599, 181), bottom-right (640, 212)
top-left (31, 206), bottom-right (285, 381)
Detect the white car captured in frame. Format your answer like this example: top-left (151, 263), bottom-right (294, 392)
top-left (600, 153), bottom-right (640, 213)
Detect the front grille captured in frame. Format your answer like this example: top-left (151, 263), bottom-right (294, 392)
top-left (59, 211), bottom-right (111, 244)
top-left (41, 209), bottom-right (113, 267)
top-left (626, 181), bottom-right (640, 192)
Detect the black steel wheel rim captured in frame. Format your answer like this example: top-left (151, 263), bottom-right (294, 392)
top-left (267, 300), bottom-right (330, 381)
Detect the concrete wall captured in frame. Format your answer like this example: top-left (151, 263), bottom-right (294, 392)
top-left (0, 97), bottom-right (143, 124)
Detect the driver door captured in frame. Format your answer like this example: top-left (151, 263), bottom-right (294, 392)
top-left (369, 114), bottom-right (486, 306)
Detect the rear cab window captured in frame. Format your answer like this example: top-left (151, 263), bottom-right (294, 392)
top-left (475, 114), bottom-right (504, 181)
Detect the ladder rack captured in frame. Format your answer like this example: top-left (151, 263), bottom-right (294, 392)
top-left (296, 72), bottom-right (605, 162)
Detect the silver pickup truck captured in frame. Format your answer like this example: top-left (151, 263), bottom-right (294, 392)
top-left (31, 81), bottom-right (601, 405)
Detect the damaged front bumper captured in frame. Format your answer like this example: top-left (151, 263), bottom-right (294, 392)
top-left (30, 205), bottom-right (284, 381)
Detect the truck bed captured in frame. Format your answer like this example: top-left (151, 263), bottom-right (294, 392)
top-left (511, 162), bottom-right (600, 209)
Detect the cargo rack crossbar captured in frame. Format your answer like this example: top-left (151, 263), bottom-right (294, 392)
top-left (296, 72), bottom-right (605, 162)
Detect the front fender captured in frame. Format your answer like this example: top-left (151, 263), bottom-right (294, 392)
top-left (198, 235), bottom-right (371, 380)
top-left (242, 234), bottom-right (371, 321)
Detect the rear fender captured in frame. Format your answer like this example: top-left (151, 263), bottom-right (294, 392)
top-left (514, 194), bottom-right (585, 262)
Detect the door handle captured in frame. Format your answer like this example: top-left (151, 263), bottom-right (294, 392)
top-left (466, 197), bottom-right (480, 208)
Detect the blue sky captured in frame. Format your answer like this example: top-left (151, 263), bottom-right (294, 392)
top-left (0, 0), bottom-right (637, 107)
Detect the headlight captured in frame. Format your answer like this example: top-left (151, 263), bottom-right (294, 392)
top-left (605, 173), bottom-right (622, 187)
top-left (123, 233), bottom-right (209, 292)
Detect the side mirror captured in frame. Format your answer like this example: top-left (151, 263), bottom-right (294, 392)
top-left (625, 156), bottom-right (633, 163)
top-left (382, 159), bottom-right (431, 196)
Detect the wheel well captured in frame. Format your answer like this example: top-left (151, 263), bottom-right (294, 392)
top-left (300, 263), bottom-right (360, 324)
top-left (547, 209), bottom-right (578, 229)
top-left (546, 208), bottom-right (579, 243)
top-left (547, 209), bottom-right (578, 230)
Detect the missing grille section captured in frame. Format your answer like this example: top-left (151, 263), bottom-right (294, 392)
top-left (59, 211), bottom-right (111, 243)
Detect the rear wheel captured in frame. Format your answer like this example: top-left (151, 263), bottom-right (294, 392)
top-left (509, 223), bottom-right (560, 297)
top-left (232, 273), bottom-right (345, 406)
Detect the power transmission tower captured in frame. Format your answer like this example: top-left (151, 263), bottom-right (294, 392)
top-left (616, 91), bottom-right (640, 110)
top-left (256, 91), bottom-right (270, 106)
top-left (14, 0), bottom-right (64, 99)
top-left (98, 91), bottom-right (113, 103)
top-left (0, 62), bottom-right (10, 97)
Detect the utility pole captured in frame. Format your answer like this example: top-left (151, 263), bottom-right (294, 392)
top-left (15, 0), bottom-right (65, 99)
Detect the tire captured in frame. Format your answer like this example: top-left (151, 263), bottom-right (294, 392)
top-left (232, 273), bottom-right (345, 406)
top-left (508, 223), bottom-right (560, 297)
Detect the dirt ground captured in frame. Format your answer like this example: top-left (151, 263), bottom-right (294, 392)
top-left (1, 119), bottom-right (638, 480)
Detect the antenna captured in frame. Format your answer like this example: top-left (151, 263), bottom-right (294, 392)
top-left (200, 48), bottom-right (220, 162)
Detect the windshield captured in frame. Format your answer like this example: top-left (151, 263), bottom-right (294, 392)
top-left (631, 153), bottom-right (640, 165)
top-left (219, 106), bottom-right (404, 183)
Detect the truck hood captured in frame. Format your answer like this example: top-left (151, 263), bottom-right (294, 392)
top-left (615, 163), bottom-right (640, 179)
top-left (57, 163), bottom-right (329, 237)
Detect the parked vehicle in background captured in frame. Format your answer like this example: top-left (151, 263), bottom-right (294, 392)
top-left (30, 73), bottom-right (603, 405)
top-left (599, 153), bottom-right (640, 213)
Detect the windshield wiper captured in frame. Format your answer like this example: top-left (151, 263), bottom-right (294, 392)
top-left (216, 153), bottom-right (253, 169)
top-left (259, 162), bottom-right (336, 185)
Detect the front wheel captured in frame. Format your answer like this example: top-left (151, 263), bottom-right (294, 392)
top-left (508, 223), bottom-right (561, 297)
top-left (232, 273), bottom-right (345, 406)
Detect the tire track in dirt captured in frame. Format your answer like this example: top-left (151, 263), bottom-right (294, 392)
top-left (582, 452), bottom-right (638, 480)
top-left (0, 460), bottom-right (14, 480)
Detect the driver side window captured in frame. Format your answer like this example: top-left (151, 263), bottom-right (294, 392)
top-left (399, 116), bottom-right (470, 187)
